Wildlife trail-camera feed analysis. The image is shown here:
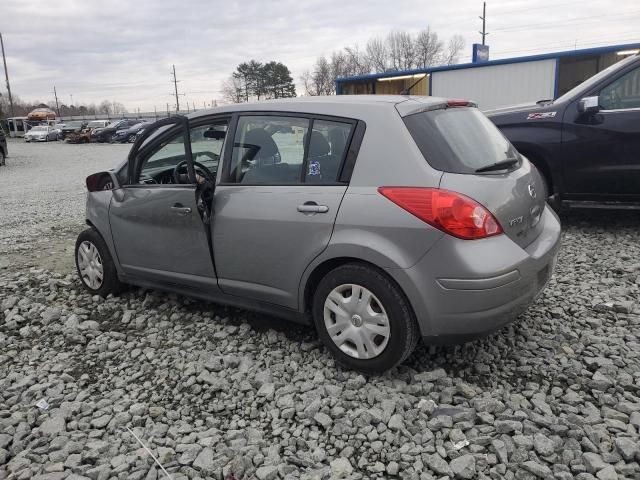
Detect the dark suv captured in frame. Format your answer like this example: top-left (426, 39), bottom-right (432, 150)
top-left (0, 128), bottom-right (7, 166)
top-left (91, 119), bottom-right (141, 143)
top-left (488, 53), bottom-right (640, 208)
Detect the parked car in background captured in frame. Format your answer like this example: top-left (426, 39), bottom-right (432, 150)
top-left (488, 52), bottom-right (640, 209)
top-left (110, 121), bottom-right (150, 143)
top-left (24, 125), bottom-right (59, 142)
top-left (75, 96), bottom-right (561, 373)
top-left (51, 124), bottom-right (66, 140)
top-left (60, 121), bottom-right (87, 140)
top-left (0, 128), bottom-right (7, 166)
top-left (91, 119), bottom-right (141, 143)
top-left (86, 120), bottom-right (110, 130)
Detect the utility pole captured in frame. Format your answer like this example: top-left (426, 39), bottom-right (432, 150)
top-left (166, 102), bottom-right (170, 117)
top-left (479, 2), bottom-right (489, 45)
top-left (154, 105), bottom-right (157, 120)
top-left (0, 32), bottom-right (15, 117)
top-left (53, 86), bottom-right (61, 119)
top-left (192, 101), bottom-right (196, 112)
top-left (171, 64), bottom-right (180, 112)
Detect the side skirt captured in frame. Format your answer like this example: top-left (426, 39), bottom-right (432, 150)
top-left (118, 273), bottom-right (312, 326)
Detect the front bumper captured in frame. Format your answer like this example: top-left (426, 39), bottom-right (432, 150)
top-left (387, 205), bottom-right (561, 342)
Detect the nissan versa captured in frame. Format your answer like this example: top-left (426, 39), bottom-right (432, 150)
top-left (75, 96), bottom-right (561, 373)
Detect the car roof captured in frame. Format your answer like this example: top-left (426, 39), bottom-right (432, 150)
top-left (186, 95), bottom-right (452, 120)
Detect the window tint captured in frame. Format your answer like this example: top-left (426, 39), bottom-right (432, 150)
top-left (404, 107), bottom-right (520, 174)
top-left (599, 66), bottom-right (640, 110)
top-left (227, 116), bottom-right (309, 184)
top-left (305, 120), bottom-right (352, 183)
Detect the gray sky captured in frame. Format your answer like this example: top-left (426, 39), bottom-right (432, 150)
top-left (2, 0), bottom-right (639, 112)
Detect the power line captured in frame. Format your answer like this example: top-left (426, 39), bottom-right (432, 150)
top-left (491, 11), bottom-right (640, 33)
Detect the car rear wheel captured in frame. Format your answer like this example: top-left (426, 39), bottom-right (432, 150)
top-left (75, 228), bottom-right (122, 297)
top-left (312, 263), bottom-right (419, 374)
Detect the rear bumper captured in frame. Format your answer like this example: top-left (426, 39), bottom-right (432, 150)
top-left (387, 205), bottom-right (561, 341)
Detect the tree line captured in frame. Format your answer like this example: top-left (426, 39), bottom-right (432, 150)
top-left (302, 27), bottom-right (465, 96)
top-left (222, 60), bottom-right (296, 103)
top-left (0, 92), bottom-right (127, 118)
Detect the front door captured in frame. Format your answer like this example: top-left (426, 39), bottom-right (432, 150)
top-left (213, 114), bottom-right (355, 309)
top-left (109, 118), bottom-right (227, 291)
top-left (563, 63), bottom-right (640, 200)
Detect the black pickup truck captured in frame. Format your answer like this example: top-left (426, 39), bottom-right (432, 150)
top-left (488, 53), bottom-right (640, 209)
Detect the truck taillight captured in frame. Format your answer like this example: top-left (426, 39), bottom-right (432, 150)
top-left (378, 187), bottom-right (503, 240)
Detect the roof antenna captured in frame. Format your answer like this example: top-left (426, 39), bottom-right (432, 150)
top-left (400, 75), bottom-right (426, 96)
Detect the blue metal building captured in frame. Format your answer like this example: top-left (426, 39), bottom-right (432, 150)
top-left (336, 43), bottom-right (640, 110)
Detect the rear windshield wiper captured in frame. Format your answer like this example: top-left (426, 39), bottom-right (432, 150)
top-left (475, 158), bottom-right (519, 173)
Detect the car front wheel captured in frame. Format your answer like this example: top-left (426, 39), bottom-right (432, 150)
top-left (0, 150), bottom-right (5, 166)
top-left (312, 263), bottom-right (419, 374)
top-left (75, 228), bottom-right (122, 297)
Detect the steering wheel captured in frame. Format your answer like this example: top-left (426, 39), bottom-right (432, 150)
top-left (172, 160), bottom-right (215, 184)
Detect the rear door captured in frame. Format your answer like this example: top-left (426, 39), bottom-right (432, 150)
top-left (562, 63), bottom-right (640, 199)
top-left (212, 113), bottom-right (357, 309)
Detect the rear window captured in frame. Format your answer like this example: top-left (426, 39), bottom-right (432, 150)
top-left (404, 107), bottom-right (520, 174)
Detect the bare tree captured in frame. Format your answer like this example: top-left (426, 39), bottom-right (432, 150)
top-left (387, 31), bottom-right (415, 71)
top-left (366, 37), bottom-right (389, 73)
top-left (443, 35), bottom-right (465, 65)
top-left (98, 100), bottom-right (112, 115)
top-left (415, 27), bottom-right (443, 68)
top-left (344, 45), bottom-right (371, 76)
top-left (221, 75), bottom-right (245, 103)
top-left (302, 56), bottom-right (334, 96)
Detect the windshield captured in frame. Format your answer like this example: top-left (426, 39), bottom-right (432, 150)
top-left (107, 121), bottom-right (121, 128)
top-left (554, 54), bottom-right (638, 104)
top-left (67, 121), bottom-right (83, 128)
top-left (404, 107), bottom-right (520, 174)
top-left (31, 126), bottom-right (48, 131)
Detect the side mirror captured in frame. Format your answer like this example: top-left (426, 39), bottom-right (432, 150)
top-left (577, 96), bottom-right (600, 114)
top-left (86, 171), bottom-right (119, 192)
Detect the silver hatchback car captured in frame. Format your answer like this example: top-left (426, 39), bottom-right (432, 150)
top-left (76, 96), bottom-right (561, 373)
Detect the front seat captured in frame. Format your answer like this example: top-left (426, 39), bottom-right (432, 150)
top-left (241, 129), bottom-right (299, 184)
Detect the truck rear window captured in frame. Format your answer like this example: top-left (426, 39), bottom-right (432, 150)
top-left (404, 107), bottom-right (520, 174)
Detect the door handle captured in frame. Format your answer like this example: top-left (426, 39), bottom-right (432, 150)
top-left (297, 203), bottom-right (329, 214)
top-left (171, 204), bottom-right (192, 215)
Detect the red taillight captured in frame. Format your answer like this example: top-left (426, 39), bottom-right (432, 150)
top-left (378, 187), bottom-right (503, 240)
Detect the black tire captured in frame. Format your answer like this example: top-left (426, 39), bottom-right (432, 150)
top-left (312, 263), bottom-right (419, 374)
top-left (0, 151), bottom-right (5, 166)
top-left (75, 228), bottom-right (122, 297)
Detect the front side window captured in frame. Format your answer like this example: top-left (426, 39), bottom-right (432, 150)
top-left (138, 132), bottom-right (186, 184)
top-left (599, 66), bottom-right (640, 110)
top-left (227, 116), bottom-right (309, 184)
top-left (136, 120), bottom-right (229, 185)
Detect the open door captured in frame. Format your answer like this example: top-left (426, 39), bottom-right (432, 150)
top-left (109, 116), bottom-right (219, 292)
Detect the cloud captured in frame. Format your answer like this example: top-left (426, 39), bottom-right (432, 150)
top-left (1, 0), bottom-right (639, 111)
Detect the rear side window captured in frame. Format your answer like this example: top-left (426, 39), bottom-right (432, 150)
top-left (404, 107), bottom-right (520, 174)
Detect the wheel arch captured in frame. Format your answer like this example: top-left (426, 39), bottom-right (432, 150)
top-left (513, 144), bottom-right (555, 196)
top-left (300, 255), bottom-right (415, 319)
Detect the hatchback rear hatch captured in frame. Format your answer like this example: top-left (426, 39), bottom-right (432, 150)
top-left (399, 99), bottom-right (547, 249)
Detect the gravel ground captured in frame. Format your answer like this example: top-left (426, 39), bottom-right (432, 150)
top-left (1, 140), bottom-right (640, 480)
